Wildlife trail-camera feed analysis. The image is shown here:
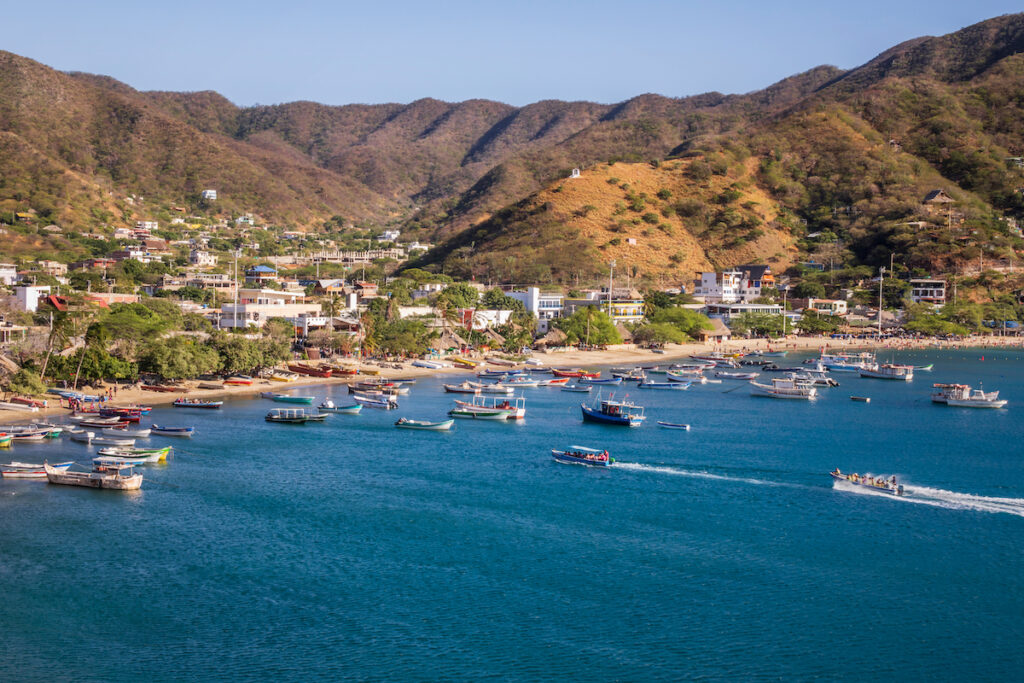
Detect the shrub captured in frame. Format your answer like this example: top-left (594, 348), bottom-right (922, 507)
top-left (661, 206), bottom-right (676, 218)
top-left (687, 161), bottom-right (712, 181)
top-left (641, 212), bottom-right (660, 224)
top-left (659, 223), bottom-right (675, 236)
top-left (657, 189), bottom-right (672, 200)
top-left (669, 252), bottom-right (685, 263)
top-left (609, 238), bottom-right (622, 246)
top-left (607, 177), bottom-right (620, 185)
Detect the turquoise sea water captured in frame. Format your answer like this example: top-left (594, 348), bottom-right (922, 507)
top-left (2, 349), bottom-right (1023, 680)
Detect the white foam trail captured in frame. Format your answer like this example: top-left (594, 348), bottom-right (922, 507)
top-left (614, 462), bottom-right (794, 488)
top-left (835, 481), bottom-right (1024, 518)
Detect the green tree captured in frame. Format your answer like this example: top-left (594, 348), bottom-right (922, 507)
top-left (138, 336), bottom-right (221, 379)
top-left (480, 288), bottom-right (526, 312)
top-left (730, 313), bottom-right (784, 337)
top-left (795, 310), bottom-right (842, 334)
top-left (554, 308), bottom-right (621, 345)
top-left (648, 307), bottom-right (713, 339)
top-left (791, 281), bottom-right (826, 299)
top-left (631, 322), bottom-right (685, 344)
top-left (435, 283), bottom-right (479, 309)
top-left (6, 368), bottom-right (47, 396)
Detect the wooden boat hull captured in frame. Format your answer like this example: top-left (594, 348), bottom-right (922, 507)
top-left (561, 386), bottom-right (592, 393)
top-left (318, 404), bottom-right (362, 414)
top-left (151, 426), bottom-right (195, 437)
top-left (2, 461), bottom-right (73, 478)
top-left (270, 395), bottom-right (315, 405)
top-left (45, 464), bottom-right (142, 490)
top-left (173, 401), bottom-right (223, 409)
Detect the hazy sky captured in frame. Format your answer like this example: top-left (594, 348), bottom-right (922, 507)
top-left (4, 1), bottom-right (1021, 106)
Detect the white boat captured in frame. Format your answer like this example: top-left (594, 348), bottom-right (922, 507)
top-left (352, 394), bottom-right (397, 410)
top-left (68, 430), bottom-right (96, 443)
top-left (45, 462), bottom-right (142, 490)
top-left (452, 395), bottom-right (526, 420)
top-left (0, 401), bottom-right (38, 412)
top-left (467, 382), bottom-right (515, 395)
top-left (394, 417), bottom-right (455, 431)
top-left (714, 370), bottom-right (759, 380)
top-left (749, 378), bottom-right (817, 400)
top-left (2, 461), bottom-right (73, 479)
top-left (946, 388), bottom-right (1007, 409)
top-left (788, 370), bottom-right (839, 387)
top-left (656, 422), bottom-right (691, 430)
top-left (411, 360), bottom-right (445, 369)
top-left (91, 436), bottom-right (136, 446)
top-left (101, 427), bottom-right (151, 438)
top-left (859, 363), bottom-right (914, 381)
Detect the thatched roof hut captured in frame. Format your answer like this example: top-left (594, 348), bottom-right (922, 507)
top-left (535, 327), bottom-right (568, 347)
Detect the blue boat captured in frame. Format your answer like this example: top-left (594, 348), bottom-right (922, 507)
top-left (151, 424), bottom-right (195, 437)
top-left (552, 445), bottom-right (612, 467)
top-left (638, 381), bottom-right (689, 390)
top-left (579, 376), bottom-right (623, 385)
top-left (581, 395), bottom-right (646, 427)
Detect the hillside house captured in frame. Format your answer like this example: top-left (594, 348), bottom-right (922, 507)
top-left (189, 250), bottom-right (218, 267)
top-left (14, 286), bottom-right (51, 312)
top-left (563, 289), bottom-right (644, 324)
top-left (0, 263), bottom-right (17, 285)
top-left (910, 278), bottom-right (946, 305)
top-left (244, 265), bottom-right (278, 286)
top-left (922, 190), bottom-right (955, 215)
top-left (693, 265), bottom-right (772, 303)
top-left (219, 289), bottom-right (320, 329)
top-left (201, 189), bottom-right (217, 200)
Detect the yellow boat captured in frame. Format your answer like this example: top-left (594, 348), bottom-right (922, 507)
top-left (270, 372), bottom-right (299, 382)
top-left (450, 357), bottom-right (480, 368)
top-left (359, 367), bottom-right (380, 376)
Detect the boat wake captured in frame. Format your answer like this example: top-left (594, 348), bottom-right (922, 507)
top-left (613, 462), bottom-right (801, 488)
top-left (834, 480), bottom-right (1024, 517)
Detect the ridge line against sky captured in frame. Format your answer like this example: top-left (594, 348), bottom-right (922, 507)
top-left (4, 1), bottom-right (1023, 107)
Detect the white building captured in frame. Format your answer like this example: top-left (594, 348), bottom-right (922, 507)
top-left (0, 263), bottom-right (17, 285)
top-left (14, 285), bottom-right (51, 312)
top-left (910, 278), bottom-right (946, 305)
top-left (201, 189), bottom-right (218, 201)
top-left (411, 282), bottom-right (447, 300)
top-left (506, 287), bottom-right (564, 333)
top-left (219, 289), bottom-right (321, 329)
top-left (376, 230), bottom-right (401, 243)
top-left (189, 250), bottom-right (218, 267)
top-left (703, 302), bottom-right (783, 323)
top-left (804, 298), bottom-right (848, 316)
top-left (135, 221), bottom-right (159, 232)
top-left (693, 265), bottom-right (774, 303)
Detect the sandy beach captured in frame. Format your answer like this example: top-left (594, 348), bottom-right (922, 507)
top-left (3, 334), bottom-right (1021, 424)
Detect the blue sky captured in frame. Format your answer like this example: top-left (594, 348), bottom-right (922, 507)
top-left (4, 1), bottom-right (1021, 106)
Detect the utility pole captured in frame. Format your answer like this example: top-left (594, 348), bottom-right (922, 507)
top-left (608, 259), bottom-right (616, 321)
top-left (782, 287), bottom-right (787, 338)
top-left (878, 266), bottom-right (886, 337)
top-left (233, 249), bottom-right (241, 330)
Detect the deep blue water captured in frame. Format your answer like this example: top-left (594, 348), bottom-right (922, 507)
top-left (2, 349), bottom-right (1023, 681)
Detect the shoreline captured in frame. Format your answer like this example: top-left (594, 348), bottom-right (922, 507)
top-left (3, 335), bottom-right (1022, 424)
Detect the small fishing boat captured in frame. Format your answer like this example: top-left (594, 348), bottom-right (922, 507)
top-left (561, 384), bottom-right (593, 393)
top-left (91, 436), bottom-right (136, 447)
top-left (198, 382), bottom-right (225, 390)
top-left (261, 393), bottom-right (315, 405)
top-left (859, 364), bottom-right (914, 381)
top-left (2, 461), bottom-right (73, 479)
top-left (412, 359), bottom-right (445, 369)
top-left (503, 377), bottom-right (540, 388)
top-left (450, 357), bottom-right (480, 369)
top-left (656, 422), bottom-right (691, 430)
top-left (173, 398), bottom-right (224, 409)
top-left (269, 371), bottom-right (300, 382)
top-left (77, 417), bottom-right (125, 428)
top-left (611, 370), bottom-right (646, 382)
top-left (579, 376), bottom-right (623, 385)
top-left (915, 364), bottom-right (934, 372)
top-left (0, 434), bottom-right (11, 448)
top-left (581, 395), bottom-right (646, 427)
top-left (0, 401), bottom-right (38, 412)
top-left (101, 427), bottom-right (151, 438)
top-left (638, 381), bottom-right (689, 390)
top-left (265, 409), bottom-right (327, 424)
top-left (12, 430), bottom-right (49, 442)
top-left (551, 368), bottom-right (588, 378)
top-left (551, 445), bottom-right (612, 467)
top-left (536, 377), bottom-right (570, 387)
top-left (96, 445), bottom-right (171, 462)
top-left (394, 417), bottom-right (455, 431)
top-left (714, 370), bottom-right (759, 380)
top-left (351, 394), bottom-right (397, 410)
top-left (447, 409), bottom-right (511, 420)
top-left (850, 396), bottom-right (871, 403)
top-left (223, 375), bottom-right (255, 385)
top-left (151, 425), bottom-right (195, 437)
top-left (45, 462), bottom-right (142, 490)
top-left (317, 400), bottom-right (362, 414)
top-left (749, 378), bottom-right (817, 400)
top-left (452, 395), bottom-right (526, 420)
top-left (830, 469), bottom-right (904, 496)
top-left (468, 382), bottom-right (515, 395)
top-left (444, 382), bottom-right (481, 394)
top-left (68, 430), bottom-right (95, 443)
top-left (140, 383), bottom-right (188, 393)
top-left (9, 396), bottom-right (47, 409)
top-left (666, 372), bottom-right (697, 383)
top-left (288, 363), bottom-right (332, 378)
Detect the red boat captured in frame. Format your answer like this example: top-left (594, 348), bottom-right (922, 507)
top-left (288, 364), bottom-right (333, 378)
top-left (551, 369), bottom-right (600, 378)
top-left (10, 396), bottom-right (47, 408)
top-left (140, 384), bottom-right (188, 393)
top-left (223, 376), bottom-right (254, 385)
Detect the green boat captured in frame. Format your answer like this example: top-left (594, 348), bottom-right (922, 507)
top-left (261, 392), bottom-right (315, 405)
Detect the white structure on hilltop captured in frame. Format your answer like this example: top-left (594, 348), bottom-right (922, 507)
top-left (135, 220), bottom-right (158, 232)
top-left (14, 286), bottom-right (51, 312)
top-left (570, 168), bottom-right (581, 178)
top-left (189, 250), bottom-right (218, 267)
top-left (376, 229), bottom-right (401, 243)
top-left (201, 189), bottom-right (217, 201)
top-left (505, 287), bottom-right (565, 333)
